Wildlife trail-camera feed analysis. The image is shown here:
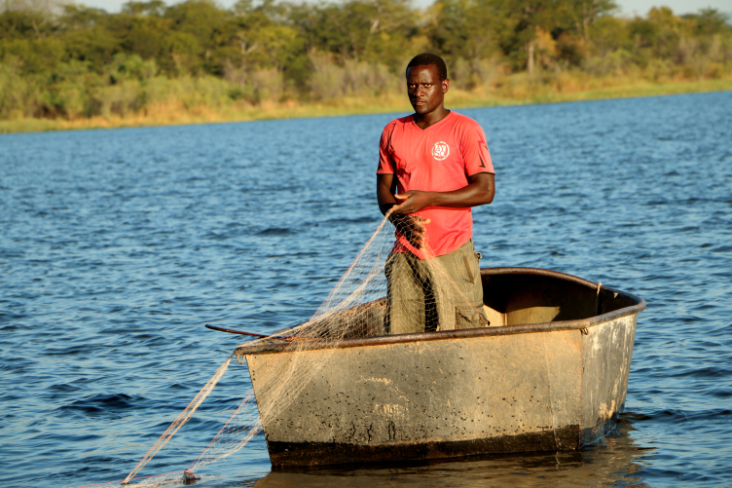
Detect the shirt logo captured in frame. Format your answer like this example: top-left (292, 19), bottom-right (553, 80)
top-left (431, 141), bottom-right (450, 161)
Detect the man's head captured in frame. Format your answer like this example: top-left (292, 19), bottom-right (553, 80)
top-left (405, 53), bottom-right (450, 116)
top-left (406, 53), bottom-right (448, 81)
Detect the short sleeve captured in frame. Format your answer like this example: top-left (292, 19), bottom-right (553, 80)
top-left (377, 122), bottom-right (396, 175)
top-left (461, 124), bottom-right (495, 176)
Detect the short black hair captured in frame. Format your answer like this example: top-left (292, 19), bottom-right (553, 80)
top-left (406, 53), bottom-right (448, 81)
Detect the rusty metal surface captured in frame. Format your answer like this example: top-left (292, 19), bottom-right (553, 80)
top-left (247, 328), bottom-right (586, 466)
top-left (580, 314), bottom-right (638, 445)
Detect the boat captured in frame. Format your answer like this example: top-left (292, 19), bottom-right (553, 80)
top-left (234, 267), bottom-right (646, 467)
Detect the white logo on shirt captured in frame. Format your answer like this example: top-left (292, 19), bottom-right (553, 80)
top-left (431, 141), bottom-right (450, 161)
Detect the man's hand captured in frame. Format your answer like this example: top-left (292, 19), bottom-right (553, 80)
top-left (386, 211), bottom-right (431, 250)
top-left (392, 191), bottom-right (433, 215)
top-left (384, 173), bottom-right (495, 217)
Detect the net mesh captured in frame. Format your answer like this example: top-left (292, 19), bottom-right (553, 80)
top-left (70, 216), bottom-right (489, 487)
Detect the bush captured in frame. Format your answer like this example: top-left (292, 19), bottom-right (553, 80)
top-left (307, 52), bottom-right (400, 100)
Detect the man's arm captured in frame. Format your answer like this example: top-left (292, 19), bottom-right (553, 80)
top-left (390, 172), bottom-right (495, 215)
top-left (377, 173), bottom-right (398, 216)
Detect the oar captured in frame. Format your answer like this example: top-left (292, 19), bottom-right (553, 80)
top-left (205, 324), bottom-right (296, 340)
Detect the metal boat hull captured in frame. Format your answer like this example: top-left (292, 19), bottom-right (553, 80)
top-left (237, 268), bottom-right (644, 467)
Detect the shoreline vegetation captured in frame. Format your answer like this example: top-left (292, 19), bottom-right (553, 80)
top-left (2, 77), bottom-right (732, 133)
top-left (2, 0), bottom-right (731, 134)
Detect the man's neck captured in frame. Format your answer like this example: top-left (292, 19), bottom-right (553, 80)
top-left (413, 107), bottom-right (450, 130)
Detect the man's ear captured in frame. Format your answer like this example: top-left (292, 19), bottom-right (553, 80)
top-left (442, 78), bottom-right (450, 93)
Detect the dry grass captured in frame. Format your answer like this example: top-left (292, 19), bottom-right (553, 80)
top-left (2, 76), bottom-right (731, 134)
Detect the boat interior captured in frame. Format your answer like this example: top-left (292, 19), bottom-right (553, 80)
top-left (480, 269), bottom-right (639, 327)
top-left (297, 268), bottom-right (642, 340)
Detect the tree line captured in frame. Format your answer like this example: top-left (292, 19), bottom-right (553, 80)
top-left (1, 0), bottom-right (730, 119)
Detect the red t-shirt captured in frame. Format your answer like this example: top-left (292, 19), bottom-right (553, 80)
top-left (377, 111), bottom-right (495, 258)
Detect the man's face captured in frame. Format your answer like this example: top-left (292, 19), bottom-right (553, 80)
top-left (407, 64), bottom-right (449, 115)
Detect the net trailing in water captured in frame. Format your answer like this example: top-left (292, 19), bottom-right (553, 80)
top-left (72, 216), bottom-right (490, 488)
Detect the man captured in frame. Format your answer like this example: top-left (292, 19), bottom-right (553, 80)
top-left (376, 53), bottom-right (495, 335)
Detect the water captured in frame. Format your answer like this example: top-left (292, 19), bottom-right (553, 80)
top-left (1, 90), bottom-right (731, 488)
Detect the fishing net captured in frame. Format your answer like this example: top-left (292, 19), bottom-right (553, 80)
top-left (70, 215), bottom-right (489, 488)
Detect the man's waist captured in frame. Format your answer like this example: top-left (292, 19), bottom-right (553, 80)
top-left (393, 212), bottom-right (473, 258)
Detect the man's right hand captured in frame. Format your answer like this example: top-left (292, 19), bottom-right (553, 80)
top-left (387, 211), bottom-right (430, 250)
top-left (378, 173), bottom-right (431, 250)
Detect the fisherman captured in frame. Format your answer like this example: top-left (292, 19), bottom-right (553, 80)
top-left (376, 53), bottom-right (495, 334)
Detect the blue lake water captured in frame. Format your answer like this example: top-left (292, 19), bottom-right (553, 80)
top-left (1, 90), bottom-right (731, 488)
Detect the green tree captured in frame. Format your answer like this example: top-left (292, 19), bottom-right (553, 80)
top-left (122, 0), bottom-right (166, 16)
top-left (0, 7), bottom-right (54, 40)
top-left (428, 0), bottom-right (503, 62)
top-left (290, 0), bottom-right (418, 69)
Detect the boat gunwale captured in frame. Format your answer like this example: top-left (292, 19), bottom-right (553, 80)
top-left (235, 267), bottom-right (646, 356)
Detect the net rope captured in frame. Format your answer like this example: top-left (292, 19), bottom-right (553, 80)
top-left (68, 216), bottom-right (488, 488)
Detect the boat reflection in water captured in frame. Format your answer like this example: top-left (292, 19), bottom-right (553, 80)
top-left (253, 414), bottom-right (653, 488)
